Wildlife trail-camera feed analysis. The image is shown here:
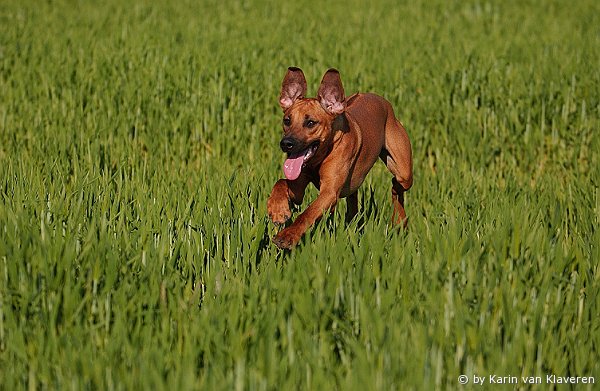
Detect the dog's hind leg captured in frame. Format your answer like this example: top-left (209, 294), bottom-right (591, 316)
top-left (380, 119), bottom-right (413, 227)
top-left (345, 192), bottom-right (358, 223)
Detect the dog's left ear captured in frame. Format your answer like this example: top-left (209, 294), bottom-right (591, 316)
top-left (317, 69), bottom-right (345, 115)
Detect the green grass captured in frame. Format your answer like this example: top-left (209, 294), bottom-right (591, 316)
top-left (1, 0), bottom-right (599, 389)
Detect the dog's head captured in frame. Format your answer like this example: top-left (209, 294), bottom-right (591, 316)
top-left (277, 67), bottom-right (346, 180)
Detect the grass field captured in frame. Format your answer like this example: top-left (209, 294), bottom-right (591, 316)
top-left (1, 0), bottom-right (599, 389)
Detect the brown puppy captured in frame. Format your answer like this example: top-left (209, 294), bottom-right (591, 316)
top-left (267, 67), bottom-right (413, 249)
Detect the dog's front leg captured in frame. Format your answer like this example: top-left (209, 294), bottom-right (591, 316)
top-left (267, 176), bottom-right (309, 225)
top-left (272, 188), bottom-right (339, 249)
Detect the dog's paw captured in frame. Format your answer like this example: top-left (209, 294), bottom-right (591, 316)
top-left (272, 228), bottom-right (300, 250)
top-left (269, 210), bottom-right (291, 225)
top-left (267, 200), bottom-right (291, 225)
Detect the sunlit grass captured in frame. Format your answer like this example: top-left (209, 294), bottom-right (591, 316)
top-left (0, 0), bottom-right (598, 389)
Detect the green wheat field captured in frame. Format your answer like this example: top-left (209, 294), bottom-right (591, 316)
top-left (1, 0), bottom-right (599, 389)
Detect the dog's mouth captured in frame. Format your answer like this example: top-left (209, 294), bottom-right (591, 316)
top-left (283, 142), bottom-right (319, 180)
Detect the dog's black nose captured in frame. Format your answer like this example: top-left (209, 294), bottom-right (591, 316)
top-left (280, 137), bottom-right (296, 153)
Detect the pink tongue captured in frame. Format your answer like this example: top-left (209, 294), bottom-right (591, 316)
top-left (283, 152), bottom-right (306, 180)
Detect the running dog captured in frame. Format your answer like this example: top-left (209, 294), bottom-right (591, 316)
top-left (267, 67), bottom-right (413, 249)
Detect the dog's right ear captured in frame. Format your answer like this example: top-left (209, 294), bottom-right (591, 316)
top-left (279, 67), bottom-right (307, 110)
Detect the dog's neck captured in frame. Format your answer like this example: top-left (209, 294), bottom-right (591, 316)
top-left (332, 112), bottom-right (350, 133)
top-left (330, 92), bottom-right (358, 133)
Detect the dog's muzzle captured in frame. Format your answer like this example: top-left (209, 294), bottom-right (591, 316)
top-left (280, 137), bottom-right (297, 153)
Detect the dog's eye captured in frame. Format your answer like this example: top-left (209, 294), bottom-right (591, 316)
top-left (283, 117), bottom-right (291, 126)
top-left (305, 120), bottom-right (318, 128)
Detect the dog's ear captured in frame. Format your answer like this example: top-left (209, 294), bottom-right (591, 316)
top-left (317, 68), bottom-right (345, 115)
top-left (279, 67), bottom-right (307, 110)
